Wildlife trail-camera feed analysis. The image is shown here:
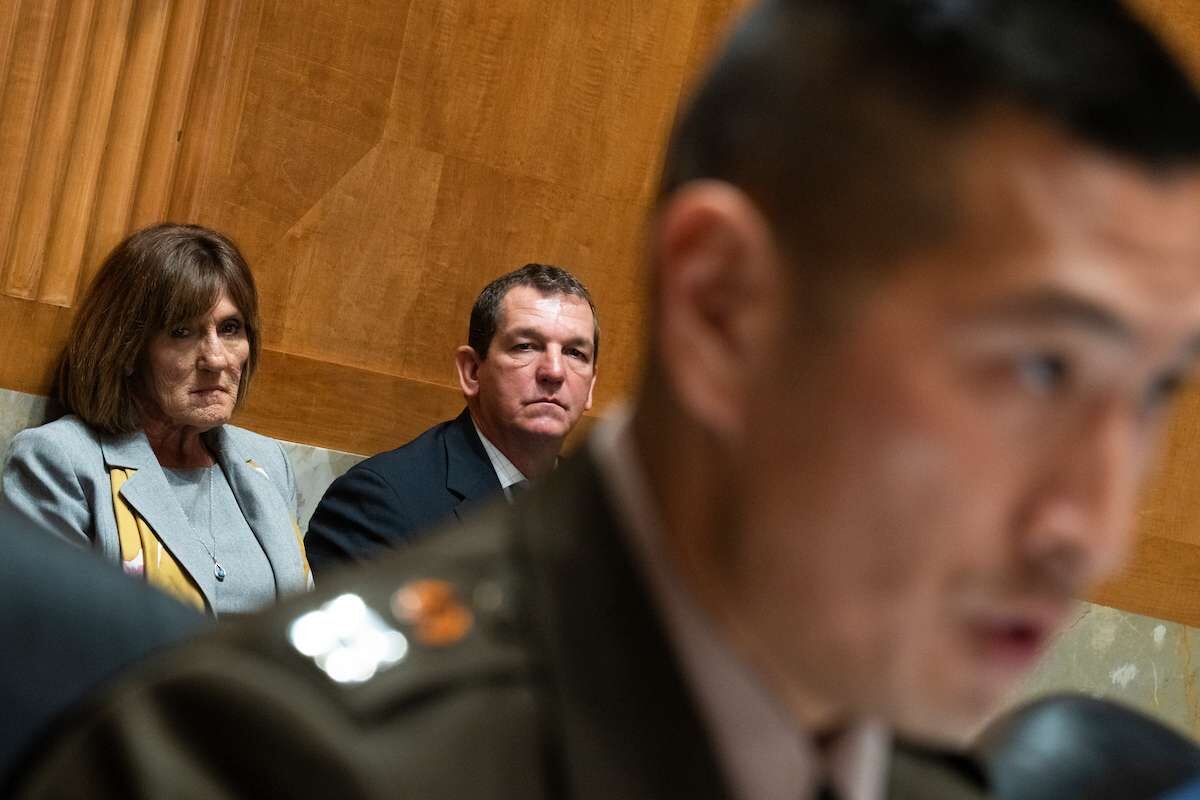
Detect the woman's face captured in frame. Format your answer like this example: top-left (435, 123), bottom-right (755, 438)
top-left (140, 290), bottom-right (250, 432)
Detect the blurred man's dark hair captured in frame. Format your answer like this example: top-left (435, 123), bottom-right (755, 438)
top-left (661, 0), bottom-right (1200, 285)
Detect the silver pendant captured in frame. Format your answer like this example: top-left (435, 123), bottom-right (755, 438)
top-left (214, 562), bottom-right (226, 582)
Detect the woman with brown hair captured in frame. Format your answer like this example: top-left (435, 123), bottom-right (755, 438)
top-left (0, 223), bottom-right (311, 616)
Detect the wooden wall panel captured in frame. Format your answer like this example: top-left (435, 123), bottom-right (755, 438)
top-left (385, 0), bottom-right (700, 207)
top-left (408, 156), bottom-right (651, 399)
top-left (1093, 389), bottom-right (1200, 626)
top-left (6, 0), bottom-right (1200, 627)
top-left (128, 1), bottom-right (209, 231)
top-left (196, 0), bottom-right (410, 248)
top-left (3, 0), bottom-right (94, 300)
top-left (80, 1), bottom-right (180, 291)
top-left (167, 0), bottom-right (262, 223)
top-left (0, 295), bottom-right (73, 393)
top-left (0, 1), bottom-right (217, 310)
top-left (0, 0), bottom-right (731, 452)
top-left (262, 139), bottom-right (445, 367)
top-left (0, 0), bottom-right (63, 288)
top-left (1133, 0), bottom-right (1200, 79)
top-left (40, 0), bottom-right (135, 306)
top-left (0, 6), bottom-right (22, 87)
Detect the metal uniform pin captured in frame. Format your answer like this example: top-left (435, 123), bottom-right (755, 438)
top-left (391, 579), bottom-right (473, 647)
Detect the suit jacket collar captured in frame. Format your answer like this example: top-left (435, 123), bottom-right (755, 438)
top-left (445, 409), bottom-right (502, 521)
top-left (101, 430), bottom-right (218, 605)
top-left (100, 427), bottom-right (303, 611)
top-left (515, 451), bottom-right (733, 800)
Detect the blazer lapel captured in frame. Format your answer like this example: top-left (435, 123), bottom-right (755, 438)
top-left (101, 431), bottom-right (218, 608)
top-left (517, 451), bottom-right (733, 800)
top-left (445, 410), bottom-right (503, 521)
top-left (205, 427), bottom-right (305, 594)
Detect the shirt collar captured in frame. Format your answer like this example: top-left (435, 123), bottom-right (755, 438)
top-left (589, 405), bottom-right (890, 800)
top-left (471, 418), bottom-right (527, 494)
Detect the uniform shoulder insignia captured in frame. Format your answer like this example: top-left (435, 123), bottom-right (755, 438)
top-left (274, 515), bottom-right (534, 715)
top-left (391, 578), bottom-right (475, 647)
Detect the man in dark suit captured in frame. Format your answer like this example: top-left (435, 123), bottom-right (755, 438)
top-left (305, 263), bottom-right (599, 577)
top-left (14, 2), bottom-right (1200, 798)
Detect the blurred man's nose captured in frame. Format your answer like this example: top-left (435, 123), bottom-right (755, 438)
top-left (1018, 399), bottom-right (1145, 592)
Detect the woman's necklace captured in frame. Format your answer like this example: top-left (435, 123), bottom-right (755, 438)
top-left (193, 465), bottom-right (226, 582)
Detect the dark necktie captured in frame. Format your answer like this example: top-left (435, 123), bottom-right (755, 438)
top-left (507, 479), bottom-right (531, 502)
top-left (814, 725), bottom-right (844, 800)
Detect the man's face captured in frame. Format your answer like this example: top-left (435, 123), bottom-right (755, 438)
top-left (724, 119), bottom-right (1200, 741)
top-left (464, 285), bottom-right (597, 447)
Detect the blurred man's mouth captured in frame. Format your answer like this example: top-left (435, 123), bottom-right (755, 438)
top-left (966, 605), bottom-right (1066, 673)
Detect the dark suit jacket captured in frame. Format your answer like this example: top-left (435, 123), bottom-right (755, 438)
top-left (11, 449), bottom-right (988, 799)
top-left (305, 409), bottom-right (501, 578)
top-left (0, 527), bottom-right (205, 790)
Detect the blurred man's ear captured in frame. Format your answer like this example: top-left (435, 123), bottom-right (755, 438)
top-left (454, 346), bottom-right (484, 399)
top-left (653, 180), bottom-right (783, 443)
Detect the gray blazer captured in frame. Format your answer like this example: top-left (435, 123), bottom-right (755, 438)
top-left (0, 415), bottom-right (308, 610)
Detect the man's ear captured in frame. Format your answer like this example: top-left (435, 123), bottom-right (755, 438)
top-left (455, 346), bottom-right (483, 399)
top-left (653, 181), bottom-right (782, 442)
top-left (584, 369), bottom-right (596, 412)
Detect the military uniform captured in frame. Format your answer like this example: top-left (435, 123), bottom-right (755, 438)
top-left (12, 452), bottom-right (988, 799)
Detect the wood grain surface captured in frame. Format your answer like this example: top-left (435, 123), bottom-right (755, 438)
top-left (0, 0), bottom-right (740, 454)
top-left (3, 0), bottom-right (1200, 626)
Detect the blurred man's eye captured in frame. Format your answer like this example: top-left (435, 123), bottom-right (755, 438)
top-left (220, 320), bottom-right (243, 336)
top-left (1143, 370), bottom-right (1188, 414)
top-left (1017, 352), bottom-right (1070, 395)
top-left (169, 327), bottom-right (190, 339)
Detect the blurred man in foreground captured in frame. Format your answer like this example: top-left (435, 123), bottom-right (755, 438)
top-left (15, 1), bottom-right (1200, 798)
top-left (0, 528), bottom-right (203, 792)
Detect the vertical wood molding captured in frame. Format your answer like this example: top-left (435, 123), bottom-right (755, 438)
top-left (76, 0), bottom-right (173, 293)
top-left (0, 0), bottom-right (218, 309)
top-left (0, 1), bottom-right (216, 309)
top-left (167, 0), bottom-right (263, 223)
top-left (38, 0), bottom-right (136, 307)
top-left (4, 0), bottom-right (97, 300)
top-left (0, 0), bottom-right (63, 293)
top-left (0, 5), bottom-right (24, 92)
top-left (129, 0), bottom-right (209, 230)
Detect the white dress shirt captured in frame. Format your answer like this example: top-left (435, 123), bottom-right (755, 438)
top-left (472, 419), bottom-right (527, 501)
top-left (589, 406), bottom-right (890, 800)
